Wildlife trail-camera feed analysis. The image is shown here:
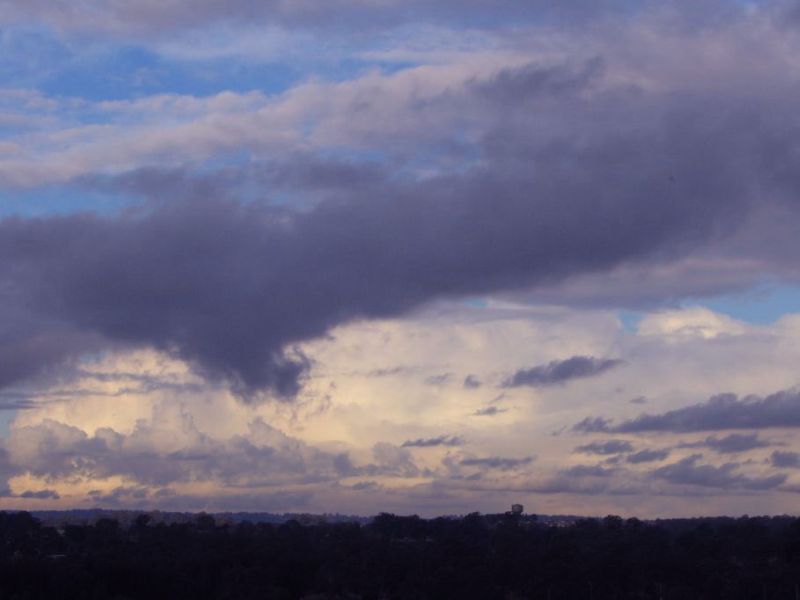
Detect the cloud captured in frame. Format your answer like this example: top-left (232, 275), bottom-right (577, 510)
top-left (771, 451), bottom-right (800, 468)
top-left (579, 389), bottom-right (800, 433)
top-left (402, 435), bottom-right (463, 448)
top-left (503, 356), bottom-right (623, 388)
top-left (18, 489), bottom-right (60, 500)
top-left (87, 486), bottom-right (312, 511)
top-left (650, 455), bottom-right (786, 490)
top-left (425, 373), bottom-right (451, 386)
top-left (561, 464), bottom-right (618, 478)
top-left (367, 443), bottom-right (420, 477)
top-left (0, 400), bottom-right (38, 411)
top-left (0, 0), bottom-right (658, 37)
top-left (463, 375), bottom-right (481, 389)
top-left (524, 478), bottom-right (614, 496)
top-left (366, 367), bottom-right (413, 378)
top-left (572, 417), bottom-right (614, 433)
top-left (626, 449), bottom-right (670, 464)
top-left (0, 449), bottom-right (17, 497)
top-left (460, 456), bottom-right (533, 470)
top-left (0, 116), bottom-right (738, 399)
top-left (4, 411), bottom-right (353, 488)
top-left (574, 439), bottom-right (634, 455)
top-left (684, 433), bottom-right (772, 454)
top-left (473, 406), bottom-right (506, 417)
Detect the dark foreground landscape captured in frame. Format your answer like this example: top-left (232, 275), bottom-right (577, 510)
top-left (0, 511), bottom-right (799, 599)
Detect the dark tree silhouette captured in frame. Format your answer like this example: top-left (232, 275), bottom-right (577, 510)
top-left (0, 510), bottom-right (798, 598)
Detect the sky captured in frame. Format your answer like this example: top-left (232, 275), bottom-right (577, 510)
top-left (2, 0), bottom-right (800, 517)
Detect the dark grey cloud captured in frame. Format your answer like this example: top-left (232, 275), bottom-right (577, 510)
top-left (578, 390), bottom-right (800, 433)
top-left (651, 455), bottom-right (786, 490)
top-left (349, 480), bottom-right (381, 491)
top-left (18, 489), bottom-right (60, 500)
top-left (771, 450), bottom-right (800, 468)
top-left (402, 435), bottom-right (463, 448)
top-left (460, 456), bottom-right (533, 470)
top-left (0, 399), bottom-right (38, 411)
top-left (0, 312), bottom-right (104, 394)
top-left (626, 448), bottom-right (670, 464)
top-left (685, 433), bottom-right (772, 454)
top-left (574, 439), bottom-right (634, 455)
top-left (3, 36), bottom-right (800, 400)
top-left (572, 417), bottom-right (614, 433)
top-left (503, 356), bottom-right (623, 388)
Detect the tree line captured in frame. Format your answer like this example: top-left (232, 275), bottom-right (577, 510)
top-left (0, 510), bottom-right (799, 598)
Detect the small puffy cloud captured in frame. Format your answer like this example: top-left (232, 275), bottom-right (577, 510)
top-left (503, 356), bottom-right (623, 388)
